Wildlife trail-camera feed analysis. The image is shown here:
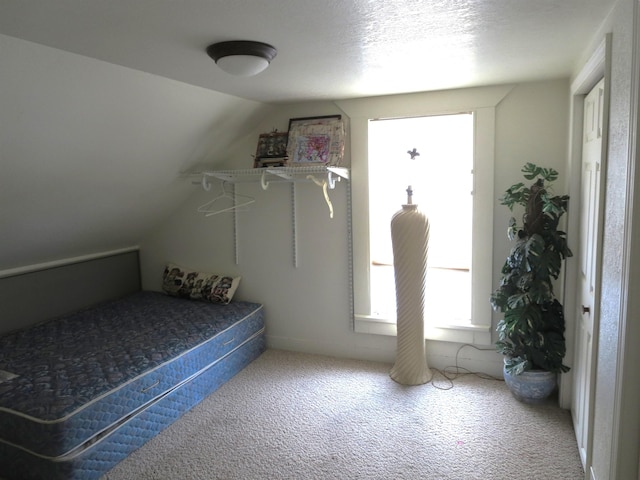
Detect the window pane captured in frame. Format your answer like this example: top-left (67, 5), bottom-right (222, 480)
top-left (368, 114), bottom-right (473, 323)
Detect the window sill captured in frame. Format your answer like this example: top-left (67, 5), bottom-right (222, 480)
top-left (354, 314), bottom-right (492, 346)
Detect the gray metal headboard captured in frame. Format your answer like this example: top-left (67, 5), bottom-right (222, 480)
top-left (0, 250), bottom-right (141, 334)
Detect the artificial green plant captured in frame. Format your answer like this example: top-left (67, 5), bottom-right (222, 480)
top-left (490, 163), bottom-right (573, 375)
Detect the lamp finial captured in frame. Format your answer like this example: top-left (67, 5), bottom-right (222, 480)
top-left (406, 185), bottom-right (413, 204)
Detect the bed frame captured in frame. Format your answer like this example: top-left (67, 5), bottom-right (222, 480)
top-left (0, 250), bottom-right (142, 335)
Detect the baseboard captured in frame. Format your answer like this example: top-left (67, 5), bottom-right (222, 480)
top-left (265, 334), bottom-right (504, 378)
top-left (265, 335), bottom-right (395, 364)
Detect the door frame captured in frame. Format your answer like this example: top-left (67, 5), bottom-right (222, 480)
top-left (611, 3), bottom-right (640, 476)
top-left (562, 34), bottom-right (610, 410)
top-left (562, 35), bottom-right (610, 480)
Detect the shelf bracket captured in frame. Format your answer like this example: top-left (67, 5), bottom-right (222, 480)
top-left (232, 183), bottom-right (239, 265)
top-left (327, 171), bottom-right (338, 189)
top-left (266, 168), bottom-right (295, 182)
top-left (291, 182), bottom-right (298, 268)
top-left (327, 167), bottom-right (349, 189)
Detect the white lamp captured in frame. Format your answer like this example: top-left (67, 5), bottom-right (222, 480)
top-left (389, 185), bottom-right (432, 386)
top-left (207, 41), bottom-right (277, 77)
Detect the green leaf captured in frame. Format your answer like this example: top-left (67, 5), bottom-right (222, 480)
top-left (507, 293), bottom-right (530, 309)
top-left (521, 162), bottom-right (541, 180)
top-left (504, 356), bottom-right (528, 376)
top-left (500, 183), bottom-right (528, 210)
top-left (542, 168), bottom-right (559, 182)
top-left (521, 162), bottom-right (559, 183)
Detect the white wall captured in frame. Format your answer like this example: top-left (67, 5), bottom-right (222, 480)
top-left (493, 80), bottom-right (570, 291)
top-left (574, 0), bottom-right (640, 478)
top-left (140, 79), bottom-right (570, 378)
top-left (0, 34), bottom-right (272, 273)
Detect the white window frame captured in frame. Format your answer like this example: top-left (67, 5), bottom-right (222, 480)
top-left (337, 85), bottom-right (513, 346)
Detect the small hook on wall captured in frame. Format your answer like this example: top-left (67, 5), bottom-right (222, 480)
top-left (201, 175), bottom-right (212, 191)
top-left (260, 170), bottom-right (270, 190)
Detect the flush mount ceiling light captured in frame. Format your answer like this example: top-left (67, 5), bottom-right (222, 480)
top-left (206, 40), bottom-right (277, 77)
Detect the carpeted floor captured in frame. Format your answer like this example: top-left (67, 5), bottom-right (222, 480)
top-left (102, 349), bottom-right (583, 480)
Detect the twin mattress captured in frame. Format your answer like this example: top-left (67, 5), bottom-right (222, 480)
top-left (0, 291), bottom-right (265, 479)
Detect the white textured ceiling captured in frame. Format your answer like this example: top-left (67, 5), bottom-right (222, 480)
top-left (0, 0), bottom-right (615, 103)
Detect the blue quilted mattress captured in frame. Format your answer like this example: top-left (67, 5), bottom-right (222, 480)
top-left (0, 291), bottom-right (265, 479)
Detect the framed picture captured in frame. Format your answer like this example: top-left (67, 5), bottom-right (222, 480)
top-left (254, 157), bottom-right (288, 168)
top-left (286, 115), bottom-right (345, 166)
top-left (254, 131), bottom-right (289, 168)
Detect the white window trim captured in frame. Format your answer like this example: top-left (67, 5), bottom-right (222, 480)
top-left (337, 85), bottom-right (514, 346)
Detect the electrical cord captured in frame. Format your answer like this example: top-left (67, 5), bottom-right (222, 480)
top-left (426, 343), bottom-right (503, 391)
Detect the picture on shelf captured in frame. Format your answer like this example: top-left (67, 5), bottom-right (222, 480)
top-left (254, 157), bottom-right (288, 168)
top-left (286, 115), bottom-right (345, 167)
top-left (253, 131), bottom-right (289, 168)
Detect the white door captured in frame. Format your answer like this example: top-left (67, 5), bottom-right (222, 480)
top-left (572, 78), bottom-right (605, 473)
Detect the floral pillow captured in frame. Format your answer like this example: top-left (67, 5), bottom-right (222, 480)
top-left (162, 263), bottom-right (241, 305)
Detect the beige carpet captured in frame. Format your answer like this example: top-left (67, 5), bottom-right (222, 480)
top-left (102, 349), bottom-right (583, 480)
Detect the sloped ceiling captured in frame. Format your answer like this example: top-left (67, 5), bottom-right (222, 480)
top-left (0, 0), bottom-right (616, 272)
top-left (0, 34), bottom-right (273, 271)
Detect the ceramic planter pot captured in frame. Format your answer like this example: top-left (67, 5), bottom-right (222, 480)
top-left (503, 364), bottom-right (557, 404)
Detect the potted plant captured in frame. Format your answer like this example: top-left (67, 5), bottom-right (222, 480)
top-left (490, 162), bottom-right (573, 403)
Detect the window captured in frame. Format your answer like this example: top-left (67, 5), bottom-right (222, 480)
top-left (337, 86), bottom-right (512, 345)
top-left (368, 113), bottom-right (473, 323)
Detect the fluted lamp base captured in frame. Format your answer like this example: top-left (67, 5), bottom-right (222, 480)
top-left (390, 338), bottom-right (432, 385)
top-left (389, 198), bottom-right (432, 386)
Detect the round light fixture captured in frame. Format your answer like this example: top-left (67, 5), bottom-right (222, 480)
top-left (206, 40), bottom-right (277, 77)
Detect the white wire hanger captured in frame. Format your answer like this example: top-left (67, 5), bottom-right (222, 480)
top-left (197, 177), bottom-right (255, 217)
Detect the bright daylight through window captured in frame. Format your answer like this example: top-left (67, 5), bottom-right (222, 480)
top-left (341, 87), bottom-right (507, 345)
top-left (368, 114), bottom-right (473, 325)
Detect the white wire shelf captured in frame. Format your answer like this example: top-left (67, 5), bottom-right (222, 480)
top-left (192, 165), bottom-right (349, 188)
